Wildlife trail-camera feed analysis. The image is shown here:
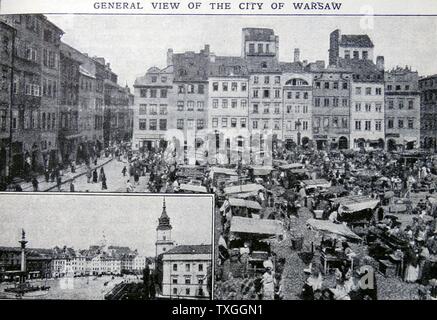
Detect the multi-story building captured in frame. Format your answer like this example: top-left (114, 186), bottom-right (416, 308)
top-left (133, 65), bottom-right (174, 152)
top-left (347, 59), bottom-right (385, 150)
top-left (244, 28), bottom-right (283, 154)
top-left (385, 67), bottom-right (421, 151)
top-left (161, 244), bottom-right (211, 300)
top-left (281, 53), bottom-right (314, 148)
top-left (155, 198), bottom-right (175, 257)
top-left (59, 42), bottom-right (81, 165)
top-left (312, 67), bottom-right (352, 150)
top-left (171, 46), bottom-right (210, 164)
top-left (419, 75), bottom-right (437, 150)
top-left (329, 29), bottom-right (375, 66)
top-left (208, 55), bottom-right (249, 164)
top-left (0, 21), bottom-right (15, 180)
top-left (1, 15), bottom-right (44, 177)
top-left (40, 17), bottom-right (63, 171)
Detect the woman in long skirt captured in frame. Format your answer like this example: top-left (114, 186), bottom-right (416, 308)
top-left (92, 169), bottom-right (98, 183)
top-left (101, 173), bottom-right (107, 190)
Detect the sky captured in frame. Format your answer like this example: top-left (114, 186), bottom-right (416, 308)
top-left (0, 194), bottom-right (213, 256)
top-left (46, 14), bottom-right (437, 87)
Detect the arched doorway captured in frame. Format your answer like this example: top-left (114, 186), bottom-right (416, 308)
top-left (302, 137), bottom-right (310, 147)
top-left (338, 136), bottom-right (348, 150)
top-left (356, 138), bottom-right (366, 150)
top-left (378, 138), bottom-right (385, 150)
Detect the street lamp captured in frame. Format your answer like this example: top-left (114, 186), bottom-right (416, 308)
top-left (296, 119), bottom-right (302, 146)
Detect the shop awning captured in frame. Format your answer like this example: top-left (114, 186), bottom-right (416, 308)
top-left (279, 163), bottom-right (305, 170)
top-left (250, 166), bottom-right (274, 176)
top-left (179, 184), bottom-right (208, 193)
top-left (228, 198), bottom-right (262, 210)
top-left (224, 184), bottom-right (265, 195)
top-left (210, 167), bottom-right (238, 176)
top-left (331, 195), bottom-right (379, 213)
top-left (230, 216), bottom-right (283, 236)
top-left (307, 218), bottom-right (361, 240)
top-left (302, 179), bottom-right (331, 189)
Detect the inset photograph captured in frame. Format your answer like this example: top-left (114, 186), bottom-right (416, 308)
top-left (0, 193), bottom-right (213, 300)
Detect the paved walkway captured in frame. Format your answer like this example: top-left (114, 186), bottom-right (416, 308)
top-left (19, 157), bottom-right (114, 192)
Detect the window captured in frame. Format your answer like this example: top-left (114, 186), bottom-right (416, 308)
top-left (324, 98), bottom-right (330, 107)
top-left (375, 103), bottom-right (382, 113)
top-left (399, 100), bottom-right (404, 110)
top-left (222, 118), bottom-right (228, 127)
top-left (398, 119), bottom-right (404, 128)
top-left (197, 119), bottom-right (204, 129)
top-left (172, 278), bottom-right (177, 284)
top-left (178, 85), bottom-right (185, 94)
top-left (408, 119), bottom-right (414, 129)
top-left (274, 121), bottom-right (280, 130)
top-left (149, 105), bottom-right (157, 115)
top-left (159, 119), bottom-right (167, 130)
top-left (249, 43), bottom-right (255, 54)
top-left (333, 82), bottom-right (339, 89)
top-left (231, 82), bottom-right (238, 91)
top-left (355, 103), bottom-right (361, 112)
top-left (159, 105), bottom-right (168, 115)
top-left (341, 117), bottom-right (348, 128)
top-left (187, 84), bottom-right (195, 94)
top-left (240, 118), bottom-right (247, 128)
top-left (222, 99), bottom-right (228, 108)
top-left (231, 100), bottom-right (237, 109)
top-left (332, 117), bottom-right (338, 128)
top-left (304, 92), bottom-right (308, 99)
top-left (365, 120), bottom-right (371, 131)
top-left (375, 120), bottom-right (382, 131)
top-left (212, 99), bottom-right (219, 109)
top-left (263, 121), bottom-right (269, 129)
top-left (177, 101), bottom-right (184, 111)
top-left (365, 104), bottom-right (371, 112)
top-left (353, 51), bottom-right (359, 59)
top-left (161, 76), bottom-right (167, 83)
top-left (263, 90), bottom-right (270, 98)
top-left (139, 104), bottom-right (147, 115)
top-left (241, 83), bottom-right (247, 91)
top-left (185, 288), bottom-right (190, 295)
top-left (197, 101), bottom-right (204, 111)
top-left (342, 99), bottom-right (348, 107)
top-left (264, 76), bottom-right (270, 84)
top-left (177, 119), bottom-right (184, 129)
top-left (185, 278), bottom-right (191, 285)
top-left (408, 100), bottom-right (414, 109)
top-left (253, 76), bottom-right (259, 84)
top-left (222, 82), bottom-right (228, 92)
top-left (274, 105), bottom-right (280, 114)
top-left (388, 100), bottom-right (394, 109)
top-left (355, 121), bottom-right (361, 131)
top-left (241, 100), bottom-right (247, 109)
top-left (274, 76), bottom-right (280, 84)
top-left (333, 98), bottom-right (339, 107)
top-left (231, 118), bottom-right (237, 128)
top-left (160, 89), bottom-right (167, 98)
top-left (173, 264), bottom-right (177, 271)
top-left (324, 82), bottom-right (330, 89)
top-left (212, 82), bottom-right (219, 91)
top-left (355, 87), bottom-right (362, 95)
top-left (187, 101), bottom-right (194, 111)
top-left (139, 119), bottom-right (147, 130)
top-left (198, 84), bottom-right (204, 94)
top-left (345, 50), bottom-right (350, 59)
top-left (363, 51), bottom-right (368, 60)
top-left (253, 104), bottom-right (259, 114)
top-left (388, 118), bottom-right (394, 129)
top-left (376, 88), bottom-right (382, 95)
top-left (315, 98), bottom-right (320, 107)
top-left (149, 119), bottom-right (157, 130)
top-left (253, 90), bottom-right (259, 98)
top-left (151, 76), bottom-right (157, 83)
top-left (343, 82), bottom-right (348, 90)
top-left (323, 118), bottom-right (329, 128)
top-left (315, 82), bottom-right (321, 89)
top-left (150, 89), bottom-right (157, 98)
top-left (263, 104), bottom-right (270, 114)
top-left (258, 43), bottom-right (263, 53)
top-left (274, 90), bottom-right (280, 99)
top-left (212, 118), bottom-right (218, 128)
top-left (252, 120), bottom-right (258, 129)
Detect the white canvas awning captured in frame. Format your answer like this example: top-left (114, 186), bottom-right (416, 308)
top-left (307, 218), bottom-right (361, 241)
top-left (179, 184), bottom-right (208, 193)
top-left (231, 216), bottom-right (283, 236)
top-left (224, 184), bottom-right (265, 195)
top-left (331, 195), bottom-right (379, 213)
top-left (228, 198), bottom-right (262, 210)
top-left (302, 179), bottom-right (331, 189)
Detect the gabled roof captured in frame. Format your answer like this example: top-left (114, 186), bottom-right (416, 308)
top-left (164, 244), bottom-right (211, 255)
top-left (173, 51), bottom-right (209, 82)
top-left (340, 34), bottom-right (374, 48)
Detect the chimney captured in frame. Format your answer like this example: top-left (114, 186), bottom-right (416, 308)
top-left (294, 48), bottom-right (300, 63)
top-left (167, 48), bottom-right (174, 66)
top-left (376, 56), bottom-right (385, 71)
top-left (204, 44), bottom-right (210, 55)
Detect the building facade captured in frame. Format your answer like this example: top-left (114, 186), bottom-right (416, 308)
top-left (385, 67), bottom-right (421, 151)
top-left (161, 245), bottom-right (211, 300)
top-left (419, 75), bottom-right (437, 150)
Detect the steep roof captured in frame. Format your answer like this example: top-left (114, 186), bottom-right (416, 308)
top-left (340, 34), bottom-right (374, 48)
top-left (208, 56), bottom-right (248, 77)
top-left (173, 51), bottom-right (209, 82)
top-left (164, 244), bottom-right (211, 255)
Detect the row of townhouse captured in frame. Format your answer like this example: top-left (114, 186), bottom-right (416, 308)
top-left (0, 14), bottom-right (133, 182)
top-left (132, 27), bottom-right (427, 163)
